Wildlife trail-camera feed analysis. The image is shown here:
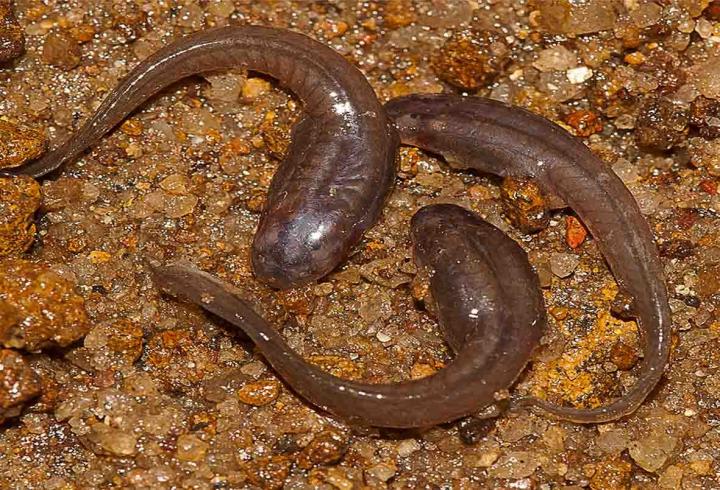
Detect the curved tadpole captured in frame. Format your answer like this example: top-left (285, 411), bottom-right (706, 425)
top-left (150, 203), bottom-right (545, 429)
top-left (386, 94), bottom-right (672, 423)
top-left (7, 26), bottom-right (398, 290)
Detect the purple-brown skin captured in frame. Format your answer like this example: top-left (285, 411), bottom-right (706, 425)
top-left (385, 94), bottom-right (672, 423)
top-left (152, 203), bottom-right (545, 428)
top-left (3, 26), bottom-right (397, 289)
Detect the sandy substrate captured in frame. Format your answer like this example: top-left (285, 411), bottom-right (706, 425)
top-left (1, 0), bottom-right (720, 488)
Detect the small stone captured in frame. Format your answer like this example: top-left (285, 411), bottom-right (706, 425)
top-left (0, 349), bottom-right (41, 424)
top-left (565, 216), bottom-right (588, 249)
top-left (0, 176), bottom-right (41, 257)
top-left (0, 121), bottom-right (45, 169)
top-left (489, 451), bottom-right (540, 479)
top-left (88, 423), bottom-right (137, 456)
top-left (120, 119), bottom-right (143, 136)
top-left (0, 259), bottom-right (90, 351)
top-left (550, 252), bottom-right (580, 278)
top-left (628, 429), bottom-right (678, 473)
top-left (609, 341), bottom-right (639, 370)
top-left (159, 174), bottom-right (190, 195)
top-left (432, 29), bottom-right (509, 91)
top-left (297, 430), bottom-right (348, 469)
top-left (164, 194), bottom-right (198, 218)
top-left (376, 331), bottom-right (392, 343)
top-left (42, 31), bottom-right (82, 71)
top-left (635, 98), bottom-right (689, 150)
top-left (244, 455), bottom-right (292, 490)
top-left (533, 46), bottom-right (578, 72)
top-left (0, 1), bottom-right (24, 63)
top-left (242, 77), bottom-right (271, 100)
top-left (176, 434), bottom-right (209, 462)
top-left (366, 462), bottom-right (397, 482)
top-left (567, 66), bottom-right (594, 84)
top-left (564, 110), bottom-right (603, 137)
top-left (237, 379), bottom-right (280, 406)
top-left (535, 0), bottom-right (621, 35)
top-left (500, 176), bottom-right (550, 233)
top-left (396, 439), bottom-right (421, 457)
top-left (203, 70), bottom-right (245, 103)
top-left (689, 96), bottom-right (720, 140)
top-left (658, 465), bottom-right (684, 489)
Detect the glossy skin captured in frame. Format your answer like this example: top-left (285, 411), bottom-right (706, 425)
top-left (385, 94), bottom-right (672, 423)
top-left (4, 26), bottom-right (397, 289)
top-left (152, 204), bottom-right (545, 428)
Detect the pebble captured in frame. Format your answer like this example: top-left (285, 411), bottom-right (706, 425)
top-left (176, 434), bottom-right (209, 462)
top-left (88, 423), bottom-right (137, 456)
top-left (0, 0), bottom-right (23, 63)
top-left (237, 379), bottom-right (280, 406)
top-left (42, 31), bottom-right (82, 71)
top-left (564, 110), bottom-right (603, 137)
top-left (533, 46), bottom-right (578, 72)
top-left (159, 174), bottom-right (190, 195)
top-left (488, 451), bottom-right (540, 479)
top-left (242, 77), bottom-right (271, 101)
top-left (244, 454), bottom-right (292, 490)
top-left (628, 428), bottom-right (678, 472)
top-left (689, 96), bottom-right (720, 139)
top-left (658, 465), bottom-right (684, 489)
top-left (550, 252), bottom-right (580, 278)
top-left (565, 216), bottom-right (588, 249)
top-left (0, 120), bottom-right (45, 169)
top-left (203, 71), bottom-right (245, 103)
top-left (690, 56), bottom-right (720, 100)
top-left (366, 461), bottom-right (397, 482)
top-left (0, 176), bottom-right (41, 257)
top-left (635, 98), bottom-right (689, 150)
top-left (0, 349), bottom-right (41, 424)
top-left (396, 439), bottom-right (421, 458)
top-left (164, 194), bottom-right (198, 219)
top-left (431, 28), bottom-right (509, 90)
top-left (500, 176), bottom-right (550, 233)
top-left (535, 0), bottom-right (620, 35)
top-left (297, 430), bottom-right (348, 469)
top-left (0, 259), bottom-right (90, 351)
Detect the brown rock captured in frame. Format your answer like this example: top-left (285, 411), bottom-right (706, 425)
top-left (0, 349), bottom-right (41, 424)
top-left (564, 109), bottom-right (603, 137)
top-left (0, 1), bottom-right (24, 63)
top-left (244, 454), bottom-right (292, 490)
top-left (432, 28), bottom-right (509, 91)
top-left (42, 31), bottom-right (82, 70)
top-left (237, 379), bottom-right (280, 406)
top-left (0, 258), bottom-right (90, 351)
top-left (0, 176), bottom-right (41, 257)
top-left (609, 341), bottom-right (639, 371)
top-left (0, 120), bottom-right (45, 169)
top-left (635, 98), bottom-right (689, 151)
top-left (589, 457), bottom-right (632, 490)
top-left (690, 96), bottom-right (720, 140)
top-left (297, 430), bottom-right (349, 469)
top-left (500, 176), bottom-right (551, 233)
